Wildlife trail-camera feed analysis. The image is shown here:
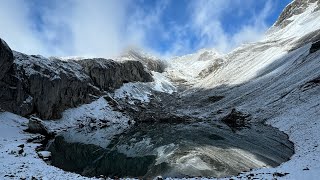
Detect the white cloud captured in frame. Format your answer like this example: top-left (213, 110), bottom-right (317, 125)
top-left (0, 0), bottom-right (148, 57)
top-left (0, 0), bottom-right (275, 58)
top-left (0, 0), bottom-right (49, 55)
top-left (124, 0), bottom-right (170, 53)
top-left (188, 0), bottom-right (273, 53)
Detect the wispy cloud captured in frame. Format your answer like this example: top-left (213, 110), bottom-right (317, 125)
top-left (0, 0), bottom-right (49, 55)
top-left (0, 0), bottom-right (144, 57)
top-left (0, 0), bottom-right (275, 58)
top-left (187, 0), bottom-right (273, 53)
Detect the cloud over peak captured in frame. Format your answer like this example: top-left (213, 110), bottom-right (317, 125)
top-left (0, 0), bottom-right (288, 58)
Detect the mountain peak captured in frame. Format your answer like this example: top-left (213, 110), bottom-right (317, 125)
top-left (274, 0), bottom-right (320, 28)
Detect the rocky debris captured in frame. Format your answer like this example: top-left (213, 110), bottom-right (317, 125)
top-left (26, 117), bottom-right (51, 136)
top-left (301, 76), bottom-right (320, 91)
top-left (273, 172), bottom-right (289, 177)
top-left (198, 58), bottom-right (224, 78)
top-left (27, 135), bottom-right (47, 144)
top-left (0, 39), bottom-right (13, 80)
top-left (37, 151), bottom-right (51, 161)
top-left (115, 91), bottom-right (195, 123)
top-left (155, 176), bottom-right (163, 180)
top-left (205, 95), bottom-right (224, 103)
top-left (78, 58), bottom-right (153, 91)
top-left (88, 121), bottom-right (110, 129)
top-left (75, 117), bottom-right (112, 131)
top-left (9, 145), bottom-right (25, 156)
top-left (18, 144), bottom-right (24, 148)
top-left (274, 0), bottom-right (320, 28)
top-left (103, 94), bottom-right (121, 110)
top-left (221, 108), bottom-right (250, 129)
top-left (310, 40), bottom-right (320, 53)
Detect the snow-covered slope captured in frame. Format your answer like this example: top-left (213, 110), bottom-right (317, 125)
top-left (164, 1), bottom-right (320, 90)
top-left (161, 1), bottom-right (320, 179)
top-left (166, 49), bottom-right (224, 84)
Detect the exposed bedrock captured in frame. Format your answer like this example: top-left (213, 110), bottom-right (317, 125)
top-left (0, 38), bottom-right (154, 119)
top-left (0, 38), bottom-right (14, 80)
top-left (77, 58), bottom-right (153, 91)
top-left (0, 51), bottom-right (99, 119)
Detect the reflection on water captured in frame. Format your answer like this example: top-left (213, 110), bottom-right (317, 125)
top-left (47, 121), bottom-right (294, 179)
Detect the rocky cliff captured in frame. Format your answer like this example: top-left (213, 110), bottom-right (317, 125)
top-left (0, 39), bottom-right (154, 119)
top-left (77, 58), bottom-right (153, 91)
top-left (0, 39), bottom-right (13, 80)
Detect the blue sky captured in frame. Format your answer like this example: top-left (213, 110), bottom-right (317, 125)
top-left (0, 0), bottom-right (291, 58)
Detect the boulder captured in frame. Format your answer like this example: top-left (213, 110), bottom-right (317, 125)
top-left (27, 116), bottom-right (50, 136)
top-left (37, 151), bottom-right (51, 160)
top-left (0, 39), bottom-right (13, 80)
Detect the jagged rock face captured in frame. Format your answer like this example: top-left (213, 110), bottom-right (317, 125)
top-left (275, 0), bottom-right (320, 28)
top-left (78, 59), bottom-right (153, 91)
top-left (0, 39), bottom-right (14, 80)
top-left (0, 39), bottom-right (156, 119)
top-left (0, 52), bottom-right (100, 119)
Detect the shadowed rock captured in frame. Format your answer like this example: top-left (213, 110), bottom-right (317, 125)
top-left (77, 58), bottom-right (153, 91)
top-left (310, 40), bottom-right (320, 53)
top-left (0, 38), bottom-right (155, 119)
top-left (221, 108), bottom-right (250, 129)
top-left (0, 52), bottom-right (100, 119)
top-left (0, 39), bottom-right (13, 80)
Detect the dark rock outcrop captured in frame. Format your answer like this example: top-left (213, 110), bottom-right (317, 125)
top-left (221, 108), bottom-right (250, 129)
top-left (0, 39), bottom-right (14, 80)
top-left (0, 38), bottom-right (157, 119)
top-left (310, 40), bottom-right (320, 53)
top-left (0, 52), bottom-right (100, 119)
top-left (77, 58), bottom-right (153, 91)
